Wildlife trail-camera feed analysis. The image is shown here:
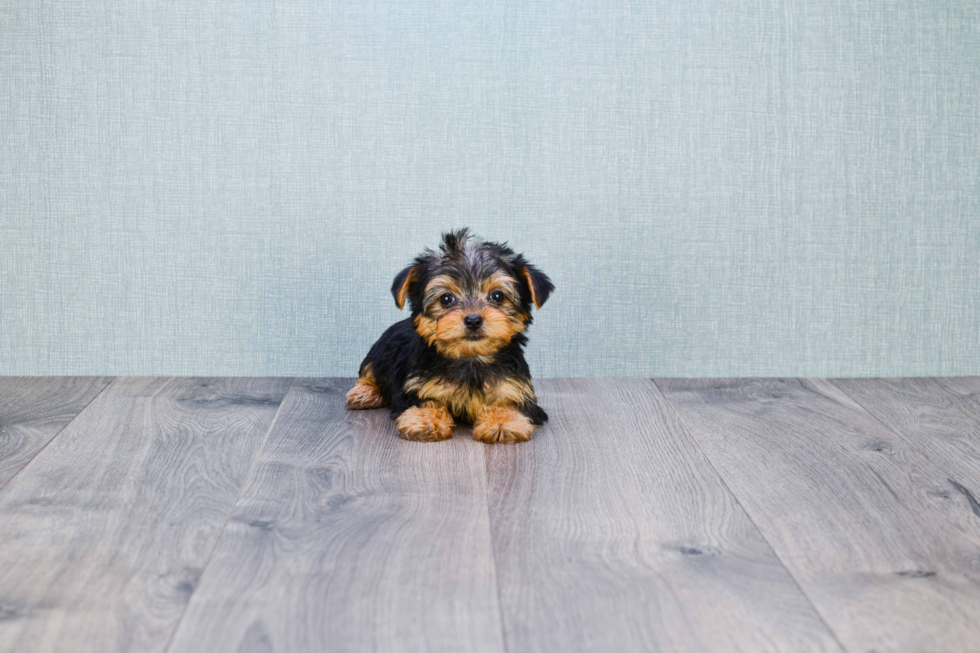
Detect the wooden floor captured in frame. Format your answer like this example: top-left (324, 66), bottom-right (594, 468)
top-left (0, 378), bottom-right (978, 652)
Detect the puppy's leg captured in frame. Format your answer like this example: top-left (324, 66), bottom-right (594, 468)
top-left (346, 366), bottom-right (386, 409)
top-left (396, 400), bottom-right (454, 442)
top-left (473, 404), bottom-right (537, 444)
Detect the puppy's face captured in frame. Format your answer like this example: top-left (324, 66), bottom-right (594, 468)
top-left (414, 268), bottom-right (525, 358)
top-left (392, 229), bottom-right (554, 359)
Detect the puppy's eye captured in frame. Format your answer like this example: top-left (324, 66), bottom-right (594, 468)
top-left (488, 290), bottom-right (505, 304)
top-left (439, 293), bottom-right (456, 308)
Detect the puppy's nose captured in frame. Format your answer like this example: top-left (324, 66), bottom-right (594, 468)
top-left (463, 313), bottom-right (484, 330)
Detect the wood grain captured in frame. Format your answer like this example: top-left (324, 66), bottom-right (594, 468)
top-left (0, 376), bottom-right (112, 489)
top-left (656, 377), bottom-right (980, 653)
top-left (486, 378), bottom-right (843, 653)
top-left (0, 377), bottom-right (290, 653)
top-left (832, 377), bottom-right (980, 517)
top-left (167, 378), bottom-right (505, 653)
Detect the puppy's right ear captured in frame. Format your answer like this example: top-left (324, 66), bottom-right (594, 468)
top-left (391, 265), bottom-right (418, 310)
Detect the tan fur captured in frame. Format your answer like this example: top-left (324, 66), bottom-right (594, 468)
top-left (493, 377), bottom-right (536, 406)
top-left (413, 270), bottom-right (529, 359)
top-left (346, 365), bottom-right (386, 409)
top-left (413, 307), bottom-right (523, 359)
top-left (423, 275), bottom-right (463, 303)
top-left (404, 377), bottom-right (485, 423)
top-left (396, 401), bottom-right (454, 442)
top-left (438, 308), bottom-right (515, 343)
top-left (473, 404), bottom-right (537, 444)
top-left (394, 267), bottom-right (418, 310)
top-left (413, 313), bottom-right (438, 344)
top-left (404, 375), bottom-right (535, 424)
top-left (481, 271), bottom-right (519, 296)
top-left (518, 266), bottom-right (544, 308)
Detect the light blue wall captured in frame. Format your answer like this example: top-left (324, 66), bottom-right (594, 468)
top-left (2, 1), bottom-right (979, 377)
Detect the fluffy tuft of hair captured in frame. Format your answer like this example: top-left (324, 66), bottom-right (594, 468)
top-left (439, 228), bottom-right (472, 255)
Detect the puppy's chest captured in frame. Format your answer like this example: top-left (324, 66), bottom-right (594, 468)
top-left (405, 375), bottom-right (530, 422)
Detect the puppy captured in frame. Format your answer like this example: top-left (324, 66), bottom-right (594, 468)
top-left (346, 229), bottom-right (554, 443)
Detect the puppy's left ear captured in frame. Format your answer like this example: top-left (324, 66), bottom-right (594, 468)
top-left (391, 265), bottom-right (418, 310)
top-left (517, 263), bottom-right (554, 309)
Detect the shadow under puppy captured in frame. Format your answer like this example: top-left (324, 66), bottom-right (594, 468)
top-left (346, 229), bottom-right (554, 443)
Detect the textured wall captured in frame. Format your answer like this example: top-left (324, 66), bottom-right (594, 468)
top-left (2, 1), bottom-right (979, 377)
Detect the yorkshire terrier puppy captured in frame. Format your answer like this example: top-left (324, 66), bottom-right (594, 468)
top-left (346, 229), bottom-right (554, 443)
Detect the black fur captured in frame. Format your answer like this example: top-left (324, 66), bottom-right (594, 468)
top-left (358, 229), bottom-right (552, 426)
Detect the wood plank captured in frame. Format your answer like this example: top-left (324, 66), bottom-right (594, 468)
top-left (934, 377), bottom-right (980, 399)
top-left (167, 378), bottom-right (505, 653)
top-left (656, 377), bottom-right (980, 653)
top-left (832, 377), bottom-right (980, 515)
top-left (0, 377), bottom-right (112, 489)
top-left (486, 378), bottom-right (843, 653)
top-left (0, 377), bottom-right (290, 653)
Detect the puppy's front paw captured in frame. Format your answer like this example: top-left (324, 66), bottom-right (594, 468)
top-left (473, 405), bottom-right (536, 444)
top-left (346, 379), bottom-right (385, 409)
top-left (396, 401), bottom-right (454, 442)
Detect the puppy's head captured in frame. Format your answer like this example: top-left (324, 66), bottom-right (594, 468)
top-left (392, 229), bottom-right (554, 359)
